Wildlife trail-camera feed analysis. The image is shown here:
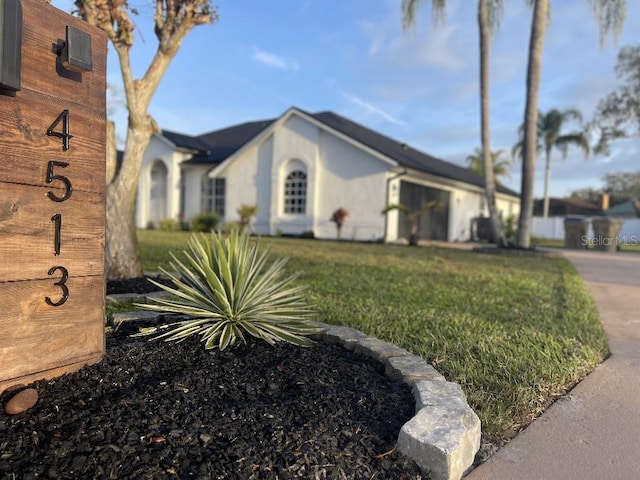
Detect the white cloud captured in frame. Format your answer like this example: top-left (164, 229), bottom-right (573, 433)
top-left (251, 47), bottom-right (298, 71)
top-left (339, 90), bottom-right (404, 125)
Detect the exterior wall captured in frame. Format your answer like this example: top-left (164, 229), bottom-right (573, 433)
top-left (214, 135), bottom-right (274, 233)
top-left (211, 113), bottom-right (391, 240)
top-left (270, 115), bottom-right (319, 235)
top-left (181, 164), bottom-right (211, 222)
top-left (136, 135), bottom-right (190, 229)
top-left (136, 114), bottom-right (521, 243)
top-left (496, 195), bottom-right (520, 223)
top-left (314, 129), bottom-right (389, 241)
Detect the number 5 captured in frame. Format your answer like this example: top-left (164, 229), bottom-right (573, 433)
top-left (46, 161), bottom-right (73, 202)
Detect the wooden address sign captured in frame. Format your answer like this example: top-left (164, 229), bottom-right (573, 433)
top-left (0, 0), bottom-right (107, 393)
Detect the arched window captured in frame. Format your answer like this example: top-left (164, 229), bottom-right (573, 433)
top-left (284, 170), bottom-right (307, 214)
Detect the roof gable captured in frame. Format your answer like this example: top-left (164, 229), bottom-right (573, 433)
top-left (159, 107), bottom-right (519, 197)
top-left (183, 119), bottom-right (275, 166)
top-left (309, 111), bottom-right (518, 197)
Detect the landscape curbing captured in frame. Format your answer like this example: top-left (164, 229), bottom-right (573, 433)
top-left (109, 303), bottom-right (480, 480)
top-left (316, 323), bottom-right (480, 480)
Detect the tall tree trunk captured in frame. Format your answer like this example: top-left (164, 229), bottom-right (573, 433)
top-left (478, 0), bottom-right (506, 247)
top-left (517, 0), bottom-right (548, 248)
top-left (105, 120), bottom-right (155, 279)
top-left (542, 150), bottom-right (551, 218)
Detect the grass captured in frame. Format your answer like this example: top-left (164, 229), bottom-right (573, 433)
top-left (135, 230), bottom-right (608, 445)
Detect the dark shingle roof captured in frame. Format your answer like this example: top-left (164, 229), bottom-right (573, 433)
top-left (309, 110), bottom-right (518, 197)
top-left (533, 197), bottom-right (605, 217)
top-left (161, 129), bottom-right (212, 152)
top-left (162, 107), bottom-right (519, 197)
top-left (181, 119), bottom-right (275, 165)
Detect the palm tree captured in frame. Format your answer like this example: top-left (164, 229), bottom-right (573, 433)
top-left (237, 204), bottom-right (259, 233)
top-left (467, 148), bottom-right (512, 181)
top-left (403, 0), bottom-right (506, 245)
top-left (382, 202), bottom-right (441, 246)
top-left (513, 108), bottom-right (590, 218)
top-left (516, 0), bottom-right (626, 247)
top-left (401, 0), bottom-right (446, 28)
top-left (478, 0), bottom-right (507, 246)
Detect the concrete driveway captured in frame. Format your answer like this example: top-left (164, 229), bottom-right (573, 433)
top-left (467, 250), bottom-right (640, 480)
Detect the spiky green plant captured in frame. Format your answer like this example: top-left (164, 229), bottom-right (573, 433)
top-left (135, 230), bottom-right (318, 350)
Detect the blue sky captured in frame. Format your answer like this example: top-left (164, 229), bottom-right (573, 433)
top-left (54, 0), bottom-right (639, 199)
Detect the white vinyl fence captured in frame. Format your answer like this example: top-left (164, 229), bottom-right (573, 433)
top-left (531, 216), bottom-right (640, 244)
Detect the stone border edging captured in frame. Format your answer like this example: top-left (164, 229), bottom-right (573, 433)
top-left (108, 302), bottom-right (480, 480)
top-left (315, 323), bottom-right (480, 480)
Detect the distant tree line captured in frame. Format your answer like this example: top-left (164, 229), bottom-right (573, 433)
top-left (571, 171), bottom-right (640, 208)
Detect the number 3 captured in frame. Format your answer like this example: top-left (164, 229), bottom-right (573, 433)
top-left (45, 266), bottom-right (69, 307)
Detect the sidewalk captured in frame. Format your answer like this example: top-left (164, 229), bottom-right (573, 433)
top-left (467, 249), bottom-right (640, 480)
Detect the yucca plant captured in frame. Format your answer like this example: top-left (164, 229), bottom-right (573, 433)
top-left (135, 230), bottom-right (318, 350)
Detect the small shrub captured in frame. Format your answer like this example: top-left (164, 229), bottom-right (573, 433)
top-left (159, 218), bottom-right (180, 232)
top-left (220, 221), bottom-right (242, 235)
top-left (145, 221), bottom-right (156, 230)
top-left (237, 204), bottom-right (259, 232)
top-left (190, 213), bottom-right (220, 232)
top-left (330, 207), bottom-right (349, 239)
top-left (136, 230), bottom-right (318, 350)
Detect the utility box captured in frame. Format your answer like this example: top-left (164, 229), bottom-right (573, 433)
top-left (0, 0), bottom-right (107, 393)
top-left (563, 217), bottom-right (589, 249)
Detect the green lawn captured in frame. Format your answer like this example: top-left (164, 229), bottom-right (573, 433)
top-left (135, 230), bottom-right (608, 445)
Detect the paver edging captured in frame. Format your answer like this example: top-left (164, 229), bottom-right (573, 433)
top-left (108, 310), bottom-right (480, 480)
top-left (317, 323), bottom-right (480, 480)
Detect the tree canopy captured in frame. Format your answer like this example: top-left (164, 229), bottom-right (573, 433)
top-left (75, 0), bottom-right (218, 280)
top-left (571, 171), bottom-right (640, 206)
top-left (592, 45), bottom-right (640, 154)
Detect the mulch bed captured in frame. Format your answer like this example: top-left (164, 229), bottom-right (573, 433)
top-left (1, 278), bottom-right (427, 479)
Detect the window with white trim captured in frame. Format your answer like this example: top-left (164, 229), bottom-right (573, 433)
top-left (202, 177), bottom-right (225, 217)
top-left (284, 170), bottom-right (307, 214)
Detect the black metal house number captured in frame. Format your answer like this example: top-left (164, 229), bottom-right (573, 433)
top-left (45, 110), bottom-right (73, 306)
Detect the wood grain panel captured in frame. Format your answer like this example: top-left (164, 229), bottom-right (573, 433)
top-left (0, 0), bottom-right (107, 392)
top-left (0, 184), bottom-right (104, 281)
top-left (0, 91), bottom-right (106, 194)
top-left (19, 0), bottom-right (107, 110)
top-left (0, 274), bottom-right (104, 383)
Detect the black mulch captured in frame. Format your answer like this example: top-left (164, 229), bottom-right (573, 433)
top-left (1, 278), bottom-right (428, 480)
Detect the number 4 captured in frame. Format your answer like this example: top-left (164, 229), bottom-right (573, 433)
top-left (47, 110), bottom-right (73, 151)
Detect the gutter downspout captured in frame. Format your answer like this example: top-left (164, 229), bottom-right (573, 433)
top-left (384, 168), bottom-right (407, 242)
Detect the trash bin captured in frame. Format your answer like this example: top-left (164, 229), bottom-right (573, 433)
top-left (591, 218), bottom-right (623, 252)
top-left (563, 217), bottom-right (589, 249)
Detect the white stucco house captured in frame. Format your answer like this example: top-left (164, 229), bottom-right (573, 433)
top-left (136, 106), bottom-right (520, 242)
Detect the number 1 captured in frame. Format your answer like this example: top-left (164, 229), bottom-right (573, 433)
top-left (51, 214), bottom-right (61, 256)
